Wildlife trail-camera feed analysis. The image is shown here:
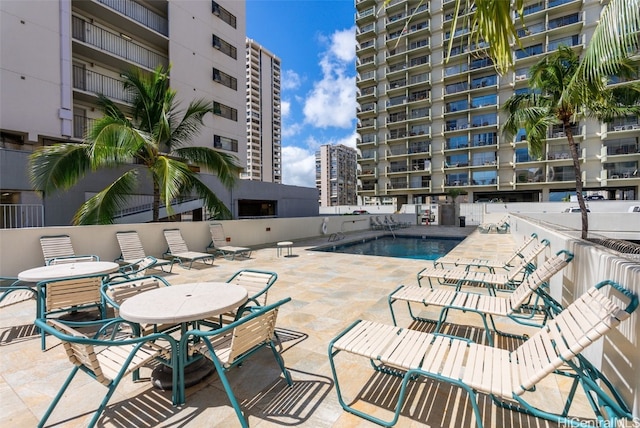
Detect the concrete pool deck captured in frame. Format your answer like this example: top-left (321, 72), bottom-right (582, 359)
top-left (1, 225), bottom-right (597, 427)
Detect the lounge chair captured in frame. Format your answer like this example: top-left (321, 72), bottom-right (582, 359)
top-left (434, 232), bottom-right (538, 270)
top-left (162, 229), bottom-right (214, 269)
top-left (40, 234), bottom-right (99, 265)
top-left (389, 250), bottom-right (574, 345)
top-left (115, 231), bottom-right (175, 272)
top-left (433, 233), bottom-right (544, 272)
top-left (416, 240), bottom-right (548, 292)
top-left (35, 318), bottom-right (178, 428)
top-left (329, 279), bottom-right (638, 428)
top-left (206, 223), bottom-right (252, 260)
top-left (179, 298), bottom-right (293, 427)
top-left (109, 256), bottom-right (158, 282)
top-left (477, 216), bottom-right (509, 234)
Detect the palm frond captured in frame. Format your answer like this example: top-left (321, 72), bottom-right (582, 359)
top-left (28, 144), bottom-right (91, 193)
top-left (151, 156), bottom-right (198, 214)
top-left (189, 178), bottom-right (232, 220)
top-left (578, 0), bottom-right (640, 82)
top-left (72, 170), bottom-right (138, 225)
top-left (87, 117), bottom-right (150, 167)
top-left (168, 99), bottom-right (214, 150)
top-left (174, 146), bottom-right (241, 188)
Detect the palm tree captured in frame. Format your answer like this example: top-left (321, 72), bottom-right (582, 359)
top-left (29, 65), bottom-right (242, 225)
top-left (443, 0), bottom-right (640, 77)
top-left (502, 47), bottom-right (640, 239)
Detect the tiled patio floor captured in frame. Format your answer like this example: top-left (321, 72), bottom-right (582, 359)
top-left (0, 226), bottom-right (595, 427)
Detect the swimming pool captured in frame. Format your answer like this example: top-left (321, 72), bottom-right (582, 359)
top-left (310, 235), bottom-right (463, 260)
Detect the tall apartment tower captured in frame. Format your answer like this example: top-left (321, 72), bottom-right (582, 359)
top-left (0, 1), bottom-right (247, 224)
top-left (315, 144), bottom-right (358, 207)
top-left (354, 0), bottom-right (639, 207)
top-left (245, 38), bottom-right (282, 183)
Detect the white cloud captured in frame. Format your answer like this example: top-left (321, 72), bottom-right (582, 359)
top-left (281, 99), bottom-right (291, 117)
top-left (281, 145), bottom-right (316, 188)
top-left (302, 27), bottom-right (357, 129)
top-left (281, 69), bottom-right (301, 90)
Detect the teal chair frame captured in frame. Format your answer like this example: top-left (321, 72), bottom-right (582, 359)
top-left (0, 276), bottom-right (37, 308)
top-left (35, 317), bottom-right (178, 428)
top-left (330, 280), bottom-right (638, 428)
top-left (178, 298), bottom-right (293, 426)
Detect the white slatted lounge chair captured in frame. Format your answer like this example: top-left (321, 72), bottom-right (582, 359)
top-left (35, 318), bottom-right (178, 428)
top-left (416, 240), bottom-right (549, 292)
top-left (115, 231), bottom-right (175, 272)
top-left (389, 250), bottom-right (574, 345)
top-left (206, 223), bottom-right (252, 260)
top-left (433, 233), bottom-right (539, 271)
top-left (179, 298), bottom-right (293, 427)
top-left (162, 229), bottom-right (214, 269)
top-left (40, 234), bottom-right (99, 265)
top-left (329, 279), bottom-right (637, 428)
top-left (477, 216), bottom-right (509, 234)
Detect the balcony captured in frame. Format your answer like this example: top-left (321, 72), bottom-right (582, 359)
top-left (72, 65), bottom-right (134, 104)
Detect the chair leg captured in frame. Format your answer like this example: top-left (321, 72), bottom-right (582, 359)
top-left (269, 341), bottom-right (292, 385)
top-left (38, 366), bottom-right (80, 428)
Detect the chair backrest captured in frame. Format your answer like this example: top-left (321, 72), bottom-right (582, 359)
top-left (505, 233), bottom-right (538, 265)
top-left (507, 250), bottom-right (573, 309)
top-left (163, 229), bottom-right (189, 254)
top-left (43, 276), bottom-right (103, 313)
top-left (227, 269), bottom-right (277, 306)
top-left (116, 231), bottom-right (147, 261)
top-left (209, 223), bottom-right (227, 247)
top-left (227, 303), bottom-right (280, 363)
top-left (40, 235), bottom-right (75, 264)
top-left (511, 280), bottom-right (637, 395)
top-left (105, 276), bottom-right (166, 308)
top-left (46, 319), bottom-right (110, 385)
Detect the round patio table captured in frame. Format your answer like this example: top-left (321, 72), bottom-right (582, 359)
top-left (118, 282), bottom-right (248, 397)
top-left (18, 261), bottom-right (120, 282)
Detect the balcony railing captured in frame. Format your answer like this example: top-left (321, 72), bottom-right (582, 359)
top-left (72, 65), bottom-right (134, 104)
top-left (97, 0), bottom-right (168, 35)
top-left (1, 204), bottom-right (44, 228)
top-left (72, 16), bottom-right (168, 70)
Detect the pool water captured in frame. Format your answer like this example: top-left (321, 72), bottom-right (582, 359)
top-left (310, 235), bottom-right (463, 260)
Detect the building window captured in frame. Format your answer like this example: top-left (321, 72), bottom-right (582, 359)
top-left (213, 102), bottom-right (238, 121)
top-left (212, 68), bottom-right (237, 90)
top-left (212, 1), bottom-right (236, 28)
top-left (214, 135), bottom-right (238, 152)
top-left (212, 35), bottom-right (237, 59)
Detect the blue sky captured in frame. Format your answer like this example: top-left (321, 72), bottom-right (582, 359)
top-left (246, 0), bottom-right (357, 188)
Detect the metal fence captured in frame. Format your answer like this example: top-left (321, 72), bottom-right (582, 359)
top-left (0, 204), bottom-right (44, 228)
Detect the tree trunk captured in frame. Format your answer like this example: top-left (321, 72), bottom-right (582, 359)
top-left (152, 181), bottom-right (160, 222)
top-left (566, 128), bottom-right (588, 239)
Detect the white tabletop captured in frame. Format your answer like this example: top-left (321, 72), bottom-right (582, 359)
top-left (119, 282), bottom-right (248, 325)
top-left (18, 261), bottom-right (120, 282)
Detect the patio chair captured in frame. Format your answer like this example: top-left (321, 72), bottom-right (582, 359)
top-left (109, 256), bottom-right (158, 282)
top-left (206, 223), bottom-right (252, 260)
top-left (329, 279), bottom-right (637, 428)
top-left (35, 318), bottom-right (178, 428)
top-left (179, 298), bottom-right (293, 427)
top-left (389, 250), bottom-right (574, 345)
top-left (208, 269), bottom-right (278, 327)
top-left (0, 276), bottom-right (37, 309)
top-left (101, 275), bottom-right (178, 335)
top-left (162, 229), bottom-right (214, 269)
top-left (40, 234), bottom-right (99, 265)
top-left (115, 231), bottom-right (176, 272)
top-left (433, 234), bottom-right (544, 272)
top-left (37, 273), bottom-right (108, 350)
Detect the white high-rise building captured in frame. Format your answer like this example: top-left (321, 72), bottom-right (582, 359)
top-left (355, 0), bottom-right (639, 207)
top-left (0, 1), bottom-right (247, 224)
top-left (316, 144), bottom-right (358, 207)
top-left (244, 38), bottom-right (282, 183)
